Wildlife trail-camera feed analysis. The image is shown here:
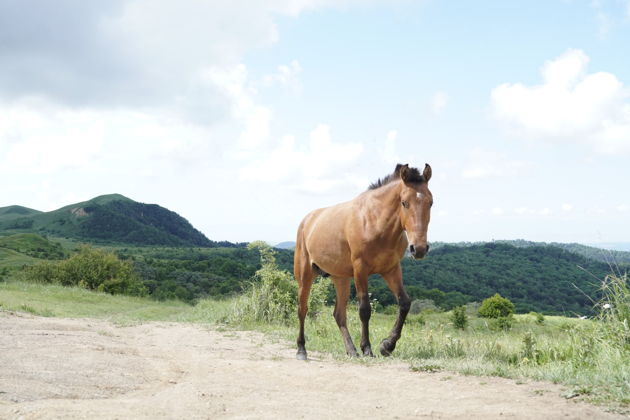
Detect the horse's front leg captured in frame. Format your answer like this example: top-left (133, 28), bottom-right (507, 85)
top-left (379, 265), bottom-right (411, 356)
top-left (354, 267), bottom-right (374, 357)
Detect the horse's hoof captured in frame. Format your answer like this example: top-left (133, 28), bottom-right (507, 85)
top-left (362, 346), bottom-right (375, 357)
top-left (379, 339), bottom-right (395, 357)
top-left (296, 350), bottom-right (308, 361)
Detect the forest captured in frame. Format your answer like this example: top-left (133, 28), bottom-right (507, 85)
top-left (100, 242), bottom-right (620, 315)
top-left (4, 230), bottom-right (622, 316)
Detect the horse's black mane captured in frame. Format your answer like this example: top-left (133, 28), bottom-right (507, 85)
top-left (368, 163), bottom-right (424, 190)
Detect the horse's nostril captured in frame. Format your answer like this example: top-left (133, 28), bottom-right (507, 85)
top-left (409, 244), bottom-right (415, 254)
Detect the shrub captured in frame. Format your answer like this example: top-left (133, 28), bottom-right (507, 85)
top-left (307, 276), bottom-right (331, 319)
top-left (529, 311), bottom-right (545, 325)
top-left (230, 242), bottom-right (329, 325)
top-left (491, 316), bottom-right (514, 331)
top-left (450, 306), bottom-right (468, 330)
top-left (406, 313), bottom-right (425, 326)
top-left (465, 301), bottom-right (481, 315)
top-left (478, 293), bottom-right (515, 319)
top-left (410, 299), bottom-right (438, 314)
top-left (383, 304), bottom-right (398, 315)
top-left (21, 245), bottom-right (146, 296)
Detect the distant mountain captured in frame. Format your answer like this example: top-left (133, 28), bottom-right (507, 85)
top-left (590, 242), bottom-right (630, 252)
top-left (0, 194), bottom-right (215, 247)
top-left (274, 241), bottom-right (296, 249)
top-left (430, 240), bottom-right (630, 266)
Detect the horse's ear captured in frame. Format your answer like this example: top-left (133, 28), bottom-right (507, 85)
top-left (398, 164), bottom-right (411, 182)
top-left (423, 163), bottom-right (432, 182)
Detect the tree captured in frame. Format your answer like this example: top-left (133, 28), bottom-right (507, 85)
top-left (478, 293), bottom-right (515, 318)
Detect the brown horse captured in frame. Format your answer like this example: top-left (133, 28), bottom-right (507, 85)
top-left (294, 163), bottom-right (433, 360)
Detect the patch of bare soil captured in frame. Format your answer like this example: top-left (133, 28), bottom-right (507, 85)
top-left (0, 311), bottom-right (624, 419)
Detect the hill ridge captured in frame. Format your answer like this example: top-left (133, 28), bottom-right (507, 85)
top-left (0, 194), bottom-right (213, 247)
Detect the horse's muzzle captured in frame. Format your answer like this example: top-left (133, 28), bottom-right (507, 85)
top-left (409, 243), bottom-right (429, 259)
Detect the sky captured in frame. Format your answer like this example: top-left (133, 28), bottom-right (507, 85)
top-left (1, 0), bottom-right (629, 246)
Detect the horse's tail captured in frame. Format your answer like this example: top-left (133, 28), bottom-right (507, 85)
top-left (294, 219), bottom-right (308, 286)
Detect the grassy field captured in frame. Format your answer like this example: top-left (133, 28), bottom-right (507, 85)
top-left (0, 247), bottom-right (39, 270)
top-left (0, 277), bottom-right (628, 412)
top-left (0, 280), bottom-right (229, 324)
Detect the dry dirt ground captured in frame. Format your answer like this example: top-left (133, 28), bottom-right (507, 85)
top-left (0, 311), bottom-right (625, 419)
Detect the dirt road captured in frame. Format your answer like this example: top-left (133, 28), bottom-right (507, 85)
top-left (0, 311), bottom-right (623, 419)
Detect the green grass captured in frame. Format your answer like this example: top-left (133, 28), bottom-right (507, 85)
top-left (0, 233), bottom-right (66, 259)
top-left (0, 280), bottom-right (194, 323)
top-left (0, 247), bottom-right (39, 270)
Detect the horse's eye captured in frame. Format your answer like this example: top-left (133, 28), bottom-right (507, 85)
top-left (401, 200), bottom-right (409, 209)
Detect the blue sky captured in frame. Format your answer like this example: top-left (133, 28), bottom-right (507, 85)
top-left (1, 0), bottom-right (629, 245)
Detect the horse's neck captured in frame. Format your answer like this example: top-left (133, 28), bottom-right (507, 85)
top-left (364, 181), bottom-right (404, 239)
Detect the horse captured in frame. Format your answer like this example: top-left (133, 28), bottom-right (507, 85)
top-left (294, 163), bottom-right (433, 360)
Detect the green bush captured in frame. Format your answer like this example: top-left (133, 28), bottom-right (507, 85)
top-left (450, 306), bottom-right (468, 330)
top-left (229, 241), bottom-right (329, 325)
top-left (529, 311), bottom-right (545, 325)
top-left (410, 299), bottom-right (438, 314)
top-left (383, 304), bottom-right (398, 315)
top-left (21, 245), bottom-right (146, 296)
top-left (478, 293), bottom-right (515, 319)
top-left (491, 316), bottom-right (514, 331)
top-left (309, 276), bottom-right (332, 318)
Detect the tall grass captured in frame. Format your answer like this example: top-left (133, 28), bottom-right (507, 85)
top-left (225, 241), bottom-right (330, 325)
top-left (596, 273), bottom-right (630, 350)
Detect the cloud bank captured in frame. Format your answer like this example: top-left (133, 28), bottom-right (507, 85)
top-left (491, 49), bottom-right (630, 154)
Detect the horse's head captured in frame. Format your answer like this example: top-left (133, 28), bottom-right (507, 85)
top-left (398, 163), bottom-right (433, 259)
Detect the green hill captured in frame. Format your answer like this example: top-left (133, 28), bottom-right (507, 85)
top-left (0, 233), bottom-right (65, 259)
top-left (394, 242), bottom-right (614, 315)
top-left (0, 205), bottom-right (42, 222)
top-left (0, 194), bottom-right (214, 247)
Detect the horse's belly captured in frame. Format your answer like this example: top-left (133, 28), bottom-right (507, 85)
top-left (303, 208), bottom-right (353, 278)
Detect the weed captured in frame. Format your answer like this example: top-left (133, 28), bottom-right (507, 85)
top-left (410, 363), bottom-right (442, 373)
top-left (450, 306), bottom-right (468, 330)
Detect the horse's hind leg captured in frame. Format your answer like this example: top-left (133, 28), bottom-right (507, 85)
top-left (332, 277), bottom-right (359, 357)
top-left (295, 240), bottom-right (314, 360)
top-left (379, 265), bottom-right (411, 356)
top-left (353, 267), bottom-right (374, 357)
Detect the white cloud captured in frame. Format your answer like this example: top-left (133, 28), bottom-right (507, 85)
top-left (431, 91), bottom-right (449, 114)
top-left (491, 49), bottom-right (630, 154)
top-left (616, 204), bottom-right (630, 212)
top-left (262, 60), bottom-right (303, 92)
top-left (491, 207), bottom-right (504, 216)
top-left (461, 148), bottom-right (530, 179)
top-left (561, 203), bottom-right (574, 212)
top-left (0, 1), bottom-right (330, 122)
top-left (240, 124), bottom-right (364, 194)
top-left (0, 98), bottom-right (211, 176)
top-left (513, 207), bottom-right (554, 216)
top-left (382, 130), bottom-right (400, 164)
